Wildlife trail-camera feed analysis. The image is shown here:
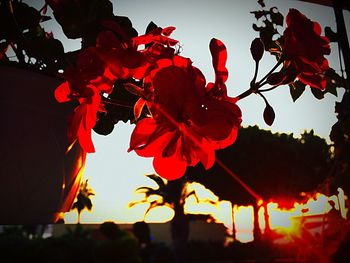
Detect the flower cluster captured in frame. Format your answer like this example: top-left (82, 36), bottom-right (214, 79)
top-left (53, 8), bottom-right (331, 180)
top-left (281, 9), bottom-right (331, 90)
top-left (128, 39), bottom-right (242, 180)
top-left (54, 22), bottom-right (178, 153)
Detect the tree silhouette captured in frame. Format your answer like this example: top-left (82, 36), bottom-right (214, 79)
top-left (187, 125), bottom-right (332, 240)
top-left (71, 179), bottom-right (95, 224)
top-left (130, 174), bottom-right (201, 262)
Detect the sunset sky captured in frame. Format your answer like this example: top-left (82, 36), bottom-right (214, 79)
top-left (23, 0), bottom-right (349, 224)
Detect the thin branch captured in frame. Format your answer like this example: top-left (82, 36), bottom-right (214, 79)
top-left (256, 58), bottom-right (284, 86)
top-left (259, 84), bottom-right (280, 92)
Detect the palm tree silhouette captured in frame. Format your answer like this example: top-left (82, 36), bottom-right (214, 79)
top-left (130, 174), bottom-right (200, 262)
top-left (72, 179), bottom-right (95, 224)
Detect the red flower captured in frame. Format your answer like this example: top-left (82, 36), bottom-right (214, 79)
top-left (129, 39), bottom-right (241, 180)
top-left (55, 81), bottom-right (101, 153)
top-left (55, 23), bottom-right (178, 153)
top-left (54, 48), bottom-right (111, 152)
top-left (68, 87), bottom-right (101, 153)
top-left (282, 9), bottom-right (330, 90)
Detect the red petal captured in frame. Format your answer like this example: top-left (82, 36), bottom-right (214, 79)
top-left (298, 73), bottom-right (326, 90)
top-left (54, 81), bottom-right (71, 102)
top-left (210, 38), bottom-right (228, 84)
top-left (129, 118), bottom-right (176, 158)
top-left (313, 21), bottom-right (322, 35)
top-left (129, 118), bottom-right (156, 152)
top-left (153, 65), bottom-right (201, 119)
top-left (68, 103), bottom-right (95, 153)
top-left (68, 104), bottom-right (86, 145)
top-left (91, 68), bottom-right (116, 93)
top-left (78, 122), bottom-right (95, 153)
top-left (136, 128), bottom-right (176, 158)
top-left (132, 32), bottom-right (178, 47)
top-left (134, 98), bottom-right (146, 121)
top-left (182, 127), bottom-right (215, 170)
top-left (199, 100), bottom-right (241, 142)
top-left (153, 144), bottom-right (187, 181)
top-left (162, 26), bottom-right (176, 36)
top-left (152, 35), bottom-right (178, 46)
top-left (197, 139), bottom-right (215, 170)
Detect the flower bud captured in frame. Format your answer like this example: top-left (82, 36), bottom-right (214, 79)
top-left (250, 38), bottom-right (264, 62)
top-left (263, 103), bottom-right (275, 126)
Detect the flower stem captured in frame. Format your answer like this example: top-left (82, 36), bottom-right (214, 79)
top-left (256, 58), bottom-right (284, 86)
top-left (259, 84), bottom-right (280, 92)
top-left (235, 58), bottom-right (284, 101)
top-left (257, 91), bottom-right (268, 104)
top-left (252, 61), bottom-right (259, 85)
top-left (235, 88), bottom-right (254, 101)
top-left (102, 98), bottom-right (133, 108)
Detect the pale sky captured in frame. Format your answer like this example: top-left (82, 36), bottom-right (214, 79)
top-left (22, 0), bottom-right (349, 223)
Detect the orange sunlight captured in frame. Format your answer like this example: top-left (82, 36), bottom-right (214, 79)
top-left (184, 182), bottom-right (234, 235)
top-left (64, 172), bottom-right (348, 248)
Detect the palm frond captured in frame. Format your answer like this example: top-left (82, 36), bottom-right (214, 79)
top-left (135, 186), bottom-right (156, 193)
top-left (144, 200), bottom-right (165, 217)
top-left (185, 190), bottom-right (200, 203)
top-left (128, 199), bottom-right (148, 208)
top-left (136, 187), bottom-right (163, 199)
top-left (146, 174), bottom-right (165, 188)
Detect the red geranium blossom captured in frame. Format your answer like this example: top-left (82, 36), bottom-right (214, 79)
top-left (55, 23), bottom-right (178, 153)
top-left (129, 39), bottom-right (241, 180)
top-left (96, 21), bottom-right (178, 80)
top-left (55, 48), bottom-right (111, 152)
top-left (282, 8), bottom-right (330, 90)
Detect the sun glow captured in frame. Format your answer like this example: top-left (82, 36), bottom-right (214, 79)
top-left (233, 205), bottom-right (254, 243)
top-left (184, 182), bottom-right (234, 235)
top-left (266, 188), bottom-right (348, 234)
top-left (65, 173), bottom-right (349, 249)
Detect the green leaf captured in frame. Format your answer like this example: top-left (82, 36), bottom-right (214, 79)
top-left (289, 81), bottom-right (306, 102)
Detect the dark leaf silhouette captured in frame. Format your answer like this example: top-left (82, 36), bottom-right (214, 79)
top-left (325, 26), bottom-right (338, 42)
top-left (251, 10), bottom-right (268, 20)
top-left (289, 80), bottom-right (306, 102)
top-left (94, 79), bottom-right (139, 136)
top-left (93, 113), bottom-right (115, 135)
top-left (46, 0), bottom-right (114, 39)
top-left (266, 71), bottom-right (284, 85)
top-left (270, 8), bottom-right (284, 26)
top-left (311, 85), bottom-right (325, 100)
